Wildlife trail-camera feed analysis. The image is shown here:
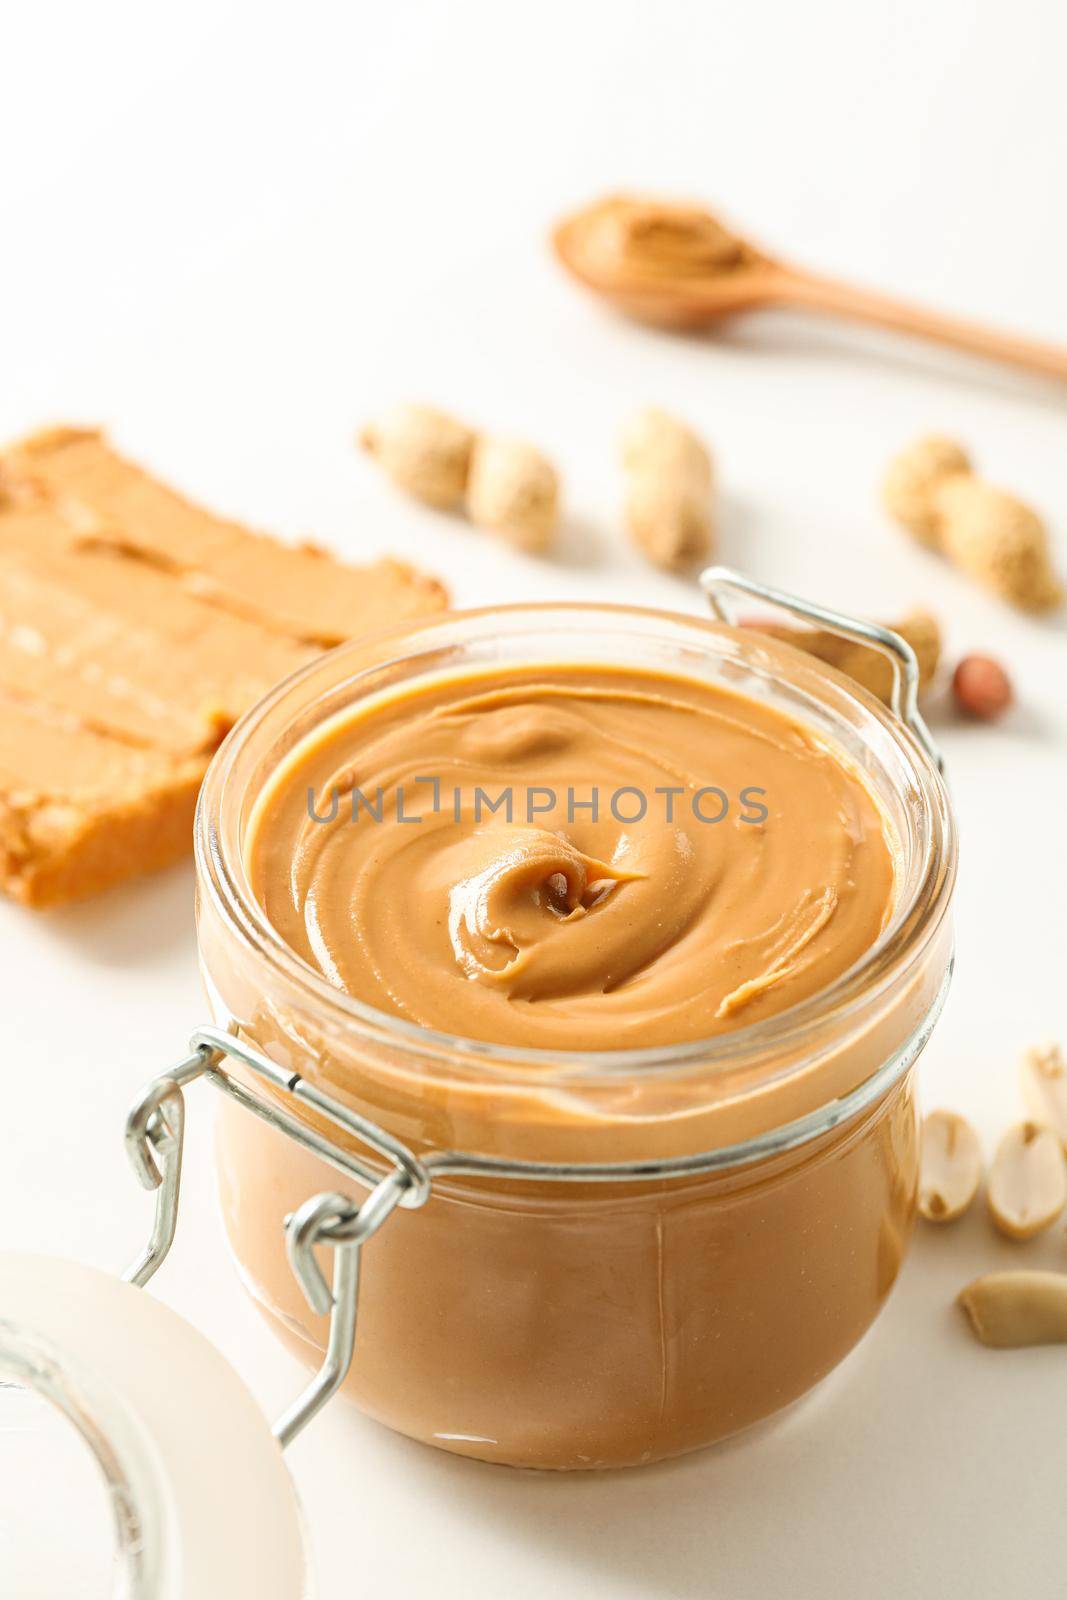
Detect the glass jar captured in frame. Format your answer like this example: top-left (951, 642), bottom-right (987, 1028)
top-left (196, 599), bottom-right (956, 1471)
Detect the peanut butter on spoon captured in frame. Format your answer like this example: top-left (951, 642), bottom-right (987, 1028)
top-left (553, 194), bottom-right (1067, 380)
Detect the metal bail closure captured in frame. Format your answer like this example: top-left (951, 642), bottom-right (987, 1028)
top-left (272, 1169), bottom-right (411, 1448)
top-left (121, 1030), bottom-right (431, 1449)
top-left (698, 565), bottom-right (945, 774)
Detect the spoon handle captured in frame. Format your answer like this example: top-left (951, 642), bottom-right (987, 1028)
top-left (778, 267), bottom-right (1067, 384)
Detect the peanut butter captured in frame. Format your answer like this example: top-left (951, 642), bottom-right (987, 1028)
top-left (247, 665), bottom-right (895, 1049)
top-left (203, 610), bottom-right (953, 1470)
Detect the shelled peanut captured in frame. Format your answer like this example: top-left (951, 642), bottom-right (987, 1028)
top-left (958, 1272), bottom-right (1067, 1348)
top-left (923, 1053), bottom-right (1067, 1241)
top-left (987, 1121), bottom-right (1067, 1240)
top-left (942, 1042), bottom-right (1067, 1349)
top-left (919, 1110), bottom-right (983, 1222)
top-left (1021, 1043), bottom-right (1067, 1149)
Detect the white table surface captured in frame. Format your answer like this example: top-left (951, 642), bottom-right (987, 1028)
top-left (2, 2), bottom-right (1066, 1594)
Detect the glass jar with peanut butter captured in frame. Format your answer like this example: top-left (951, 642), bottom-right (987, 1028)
top-left (191, 576), bottom-right (956, 1471)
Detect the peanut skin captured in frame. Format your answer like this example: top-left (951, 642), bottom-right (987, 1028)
top-left (952, 655), bottom-right (1013, 720)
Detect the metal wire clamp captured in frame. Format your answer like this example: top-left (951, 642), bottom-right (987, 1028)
top-left (699, 565), bottom-right (944, 773)
top-left (122, 1026), bottom-right (432, 1450)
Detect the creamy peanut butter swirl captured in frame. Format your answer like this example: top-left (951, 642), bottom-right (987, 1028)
top-left (247, 666), bottom-right (895, 1050)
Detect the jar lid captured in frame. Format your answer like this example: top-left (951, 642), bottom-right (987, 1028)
top-left (0, 1254), bottom-right (310, 1599)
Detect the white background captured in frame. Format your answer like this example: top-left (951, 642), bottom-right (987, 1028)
top-left (2, 1), bottom-right (1066, 1594)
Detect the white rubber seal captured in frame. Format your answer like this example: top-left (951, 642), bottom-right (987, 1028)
top-left (0, 1254), bottom-right (310, 1599)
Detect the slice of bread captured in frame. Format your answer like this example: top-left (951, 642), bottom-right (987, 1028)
top-left (0, 428), bottom-right (446, 906)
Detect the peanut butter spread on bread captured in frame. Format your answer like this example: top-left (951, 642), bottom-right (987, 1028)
top-left (0, 428), bottom-right (445, 906)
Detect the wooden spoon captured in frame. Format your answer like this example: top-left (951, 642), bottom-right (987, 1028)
top-left (553, 195), bottom-right (1067, 383)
